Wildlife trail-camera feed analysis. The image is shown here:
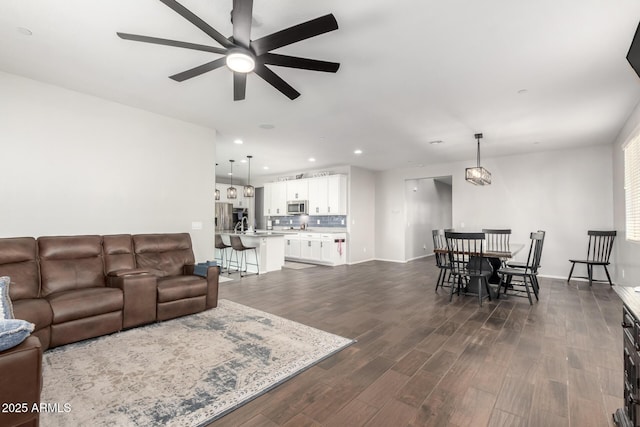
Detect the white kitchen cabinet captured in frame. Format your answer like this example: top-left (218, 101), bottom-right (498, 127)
top-left (286, 179), bottom-right (309, 201)
top-left (285, 232), bottom-right (346, 266)
top-left (284, 235), bottom-right (301, 258)
top-left (263, 182), bottom-right (287, 216)
top-left (326, 174), bottom-right (347, 215)
top-left (307, 175), bottom-right (347, 215)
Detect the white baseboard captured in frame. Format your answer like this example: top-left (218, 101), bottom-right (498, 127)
top-left (348, 257), bottom-right (376, 265)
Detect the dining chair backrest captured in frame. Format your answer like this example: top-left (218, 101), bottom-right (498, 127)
top-left (585, 230), bottom-right (616, 263)
top-left (445, 231), bottom-right (489, 276)
top-left (482, 229), bottom-right (511, 253)
top-left (532, 230), bottom-right (546, 273)
top-left (432, 229), bottom-right (447, 268)
top-left (521, 231), bottom-right (545, 274)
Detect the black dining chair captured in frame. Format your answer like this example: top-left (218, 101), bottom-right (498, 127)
top-left (432, 229), bottom-right (451, 291)
top-left (497, 231), bottom-right (544, 305)
top-left (567, 230), bottom-right (616, 286)
top-left (506, 230), bottom-right (545, 291)
top-left (482, 228), bottom-right (512, 284)
top-left (445, 231), bottom-right (493, 306)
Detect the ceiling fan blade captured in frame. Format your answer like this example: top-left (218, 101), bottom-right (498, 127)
top-left (260, 53), bottom-right (340, 73)
top-left (169, 57), bottom-right (227, 82)
top-left (253, 63), bottom-right (300, 100)
top-left (251, 14), bottom-right (338, 56)
top-left (233, 72), bottom-right (247, 101)
top-left (117, 33), bottom-right (227, 55)
top-left (231, 0), bottom-right (253, 48)
top-left (158, 0), bottom-right (234, 49)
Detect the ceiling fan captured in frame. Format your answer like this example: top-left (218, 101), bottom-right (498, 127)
top-left (117, 0), bottom-right (340, 101)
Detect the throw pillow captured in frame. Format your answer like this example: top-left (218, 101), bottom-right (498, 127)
top-left (0, 276), bottom-right (14, 319)
top-left (0, 319), bottom-right (34, 352)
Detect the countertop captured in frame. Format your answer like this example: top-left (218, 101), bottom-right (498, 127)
top-left (217, 230), bottom-right (286, 238)
top-left (614, 286), bottom-right (640, 315)
top-left (264, 228), bottom-right (348, 234)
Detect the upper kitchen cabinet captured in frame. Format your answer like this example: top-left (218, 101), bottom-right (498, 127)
top-left (308, 175), bottom-right (347, 215)
top-left (263, 182), bottom-right (287, 216)
top-left (286, 179), bottom-right (309, 201)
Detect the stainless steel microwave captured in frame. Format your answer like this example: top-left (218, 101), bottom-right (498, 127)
top-left (287, 200), bottom-right (308, 215)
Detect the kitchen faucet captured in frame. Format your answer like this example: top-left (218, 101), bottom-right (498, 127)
top-left (235, 217), bottom-right (249, 233)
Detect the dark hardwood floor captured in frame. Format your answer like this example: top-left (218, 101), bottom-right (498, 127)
top-left (209, 257), bottom-right (623, 427)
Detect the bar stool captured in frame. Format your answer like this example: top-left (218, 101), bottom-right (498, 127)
top-left (214, 234), bottom-right (231, 272)
top-left (228, 235), bottom-right (259, 277)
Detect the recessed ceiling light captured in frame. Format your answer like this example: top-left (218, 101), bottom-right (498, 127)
top-left (429, 140), bottom-right (444, 145)
top-left (354, 149), bottom-right (363, 154)
top-left (240, 159), bottom-right (247, 163)
top-left (308, 157), bottom-right (316, 162)
top-left (233, 139), bottom-right (243, 145)
top-left (227, 172), bottom-right (233, 176)
top-left (263, 166), bottom-right (269, 170)
top-left (17, 27), bottom-right (32, 36)
top-left (259, 124), bottom-right (275, 130)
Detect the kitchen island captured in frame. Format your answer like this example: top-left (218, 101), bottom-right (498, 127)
top-left (218, 231), bottom-right (285, 274)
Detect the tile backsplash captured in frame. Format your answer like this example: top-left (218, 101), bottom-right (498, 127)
top-left (270, 215), bottom-right (346, 228)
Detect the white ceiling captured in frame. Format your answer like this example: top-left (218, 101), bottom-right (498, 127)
top-left (2, 0), bottom-right (640, 179)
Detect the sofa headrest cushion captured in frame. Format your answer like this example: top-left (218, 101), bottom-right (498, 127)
top-left (133, 233), bottom-right (192, 253)
top-left (38, 236), bottom-right (102, 260)
top-left (0, 237), bottom-right (37, 264)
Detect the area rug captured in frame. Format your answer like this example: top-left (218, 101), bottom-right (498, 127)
top-left (40, 300), bottom-right (354, 427)
top-left (283, 261), bottom-right (317, 270)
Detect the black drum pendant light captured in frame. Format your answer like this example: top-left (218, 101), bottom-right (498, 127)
top-left (243, 155), bottom-right (255, 197)
top-left (465, 133), bottom-right (492, 185)
top-left (227, 160), bottom-right (237, 199)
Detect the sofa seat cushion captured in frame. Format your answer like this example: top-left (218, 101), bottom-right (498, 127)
top-left (46, 288), bottom-right (123, 324)
top-left (157, 276), bottom-right (207, 303)
top-left (12, 299), bottom-right (53, 332)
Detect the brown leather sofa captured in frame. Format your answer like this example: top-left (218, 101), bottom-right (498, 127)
top-left (0, 233), bottom-right (219, 427)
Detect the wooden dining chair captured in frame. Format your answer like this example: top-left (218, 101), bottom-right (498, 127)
top-left (432, 229), bottom-right (451, 291)
top-left (445, 231), bottom-right (493, 306)
top-left (482, 229), bottom-right (511, 253)
top-left (567, 230), bottom-right (616, 286)
top-left (507, 230), bottom-right (545, 291)
top-left (497, 231), bottom-right (544, 305)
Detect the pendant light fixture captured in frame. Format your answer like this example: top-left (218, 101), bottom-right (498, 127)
top-left (215, 163), bottom-right (220, 200)
top-left (465, 133), bottom-right (492, 186)
top-left (227, 160), bottom-right (237, 199)
top-left (243, 155), bottom-right (255, 197)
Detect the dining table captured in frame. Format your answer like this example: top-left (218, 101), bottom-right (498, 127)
top-left (433, 242), bottom-right (525, 293)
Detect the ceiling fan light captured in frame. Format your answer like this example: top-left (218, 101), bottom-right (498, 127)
top-left (226, 51), bottom-right (255, 73)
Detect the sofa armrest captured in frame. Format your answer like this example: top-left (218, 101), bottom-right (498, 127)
top-left (107, 268), bottom-right (149, 277)
top-left (108, 273), bottom-right (157, 328)
top-left (0, 336), bottom-right (42, 427)
top-left (206, 266), bottom-right (220, 309)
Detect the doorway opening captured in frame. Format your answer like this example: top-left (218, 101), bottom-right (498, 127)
top-left (404, 176), bottom-right (453, 261)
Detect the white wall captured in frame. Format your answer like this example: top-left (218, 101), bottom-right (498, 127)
top-left (613, 98), bottom-right (640, 285)
top-left (375, 145), bottom-right (614, 278)
top-left (0, 72), bottom-right (217, 261)
top-left (348, 166), bottom-right (375, 264)
top-left (405, 178), bottom-right (452, 261)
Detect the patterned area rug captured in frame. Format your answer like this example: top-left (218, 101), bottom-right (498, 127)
top-left (40, 300), bottom-right (354, 427)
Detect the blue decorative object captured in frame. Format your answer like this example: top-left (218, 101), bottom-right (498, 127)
top-left (194, 261), bottom-right (218, 277)
top-left (0, 319), bottom-right (34, 352)
top-left (0, 276), bottom-right (14, 319)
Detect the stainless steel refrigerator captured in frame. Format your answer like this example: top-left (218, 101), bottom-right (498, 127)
top-left (215, 202), bottom-right (233, 231)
